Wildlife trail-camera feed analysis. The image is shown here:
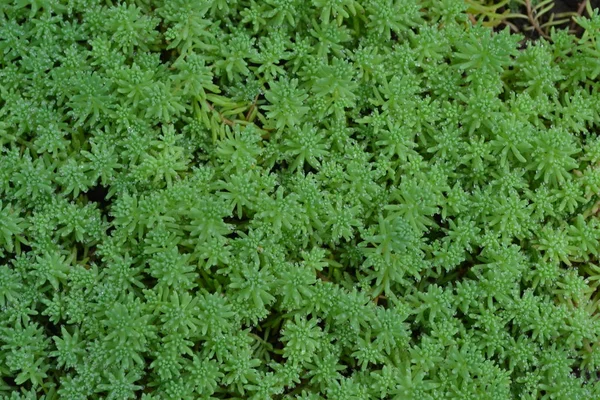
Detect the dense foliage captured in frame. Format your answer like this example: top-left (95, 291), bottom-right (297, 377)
top-left (1, 0), bottom-right (600, 398)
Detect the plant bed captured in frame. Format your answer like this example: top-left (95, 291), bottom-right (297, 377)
top-left (1, 1), bottom-right (600, 399)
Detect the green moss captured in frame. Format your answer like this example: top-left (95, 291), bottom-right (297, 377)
top-left (1, 1), bottom-right (600, 399)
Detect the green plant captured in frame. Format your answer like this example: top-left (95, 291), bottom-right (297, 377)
top-left (2, 1), bottom-right (600, 399)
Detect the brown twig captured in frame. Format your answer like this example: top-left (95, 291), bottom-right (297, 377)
top-left (206, 101), bottom-right (235, 127)
top-left (525, 0), bottom-right (551, 39)
top-left (570, 0), bottom-right (589, 33)
top-left (468, 13), bottom-right (478, 25)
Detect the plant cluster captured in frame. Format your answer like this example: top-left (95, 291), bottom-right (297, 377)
top-left (1, 0), bottom-right (600, 399)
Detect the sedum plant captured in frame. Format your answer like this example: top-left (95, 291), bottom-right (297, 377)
top-left (1, 0), bottom-right (600, 399)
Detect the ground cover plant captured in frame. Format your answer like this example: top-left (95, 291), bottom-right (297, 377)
top-left (1, 0), bottom-right (600, 398)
